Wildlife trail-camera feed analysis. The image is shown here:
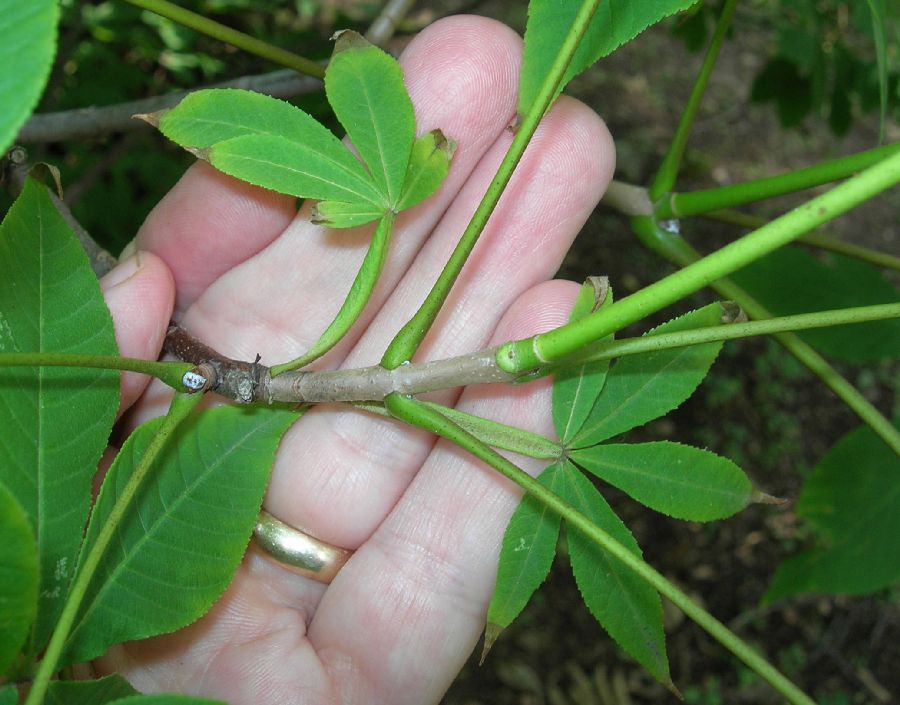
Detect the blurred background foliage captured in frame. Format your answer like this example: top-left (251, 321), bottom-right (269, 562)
top-left (13, 0), bottom-right (898, 254)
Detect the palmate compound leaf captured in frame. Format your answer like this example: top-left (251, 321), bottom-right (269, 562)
top-left (0, 178), bottom-right (119, 652)
top-left (326, 31), bottom-right (416, 208)
top-left (555, 461), bottom-right (672, 688)
top-left (552, 277), bottom-right (612, 444)
top-left (156, 88), bottom-right (385, 211)
top-left (45, 674), bottom-right (138, 705)
top-left (484, 461), bottom-right (565, 657)
top-left (0, 480), bottom-right (38, 677)
top-left (765, 422), bottom-right (900, 601)
top-left (0, 0), bottom-right (57, 152)
top-left (570, 442), bottom-right (752, 522)
top-left (59, 405), bottom-right (299, 666)
top-left (570, 303), bottom-right (726, 448)
top-left (519, 0), bottom-right (696, 117)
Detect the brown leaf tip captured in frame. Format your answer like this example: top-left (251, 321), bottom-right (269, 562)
top-left (752, 490), bottom-right (789, 506)
top-left (132, 109), bottom-right (168, 128)
top-left (331, 29), bottom-right (370, 54)
top-left (479, 623), bottom-right (503, 665)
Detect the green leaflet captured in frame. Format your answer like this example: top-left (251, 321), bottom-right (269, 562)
top-left (208, 133), bottom-right (387, 207)
top-left (0, 178), bottom-right (119, 652)
top-left (519, 0), bottom-right (696, 117)
top-left (765, 423), bottom-right (900, 601)
top-left (555, 461), bottom-right (671, 687)
top-left (311, 200), bottom-right (386, 229)
top-left (552, 278), bottom-right (612, 443)
top-left (571, 303), bottom-right (725, 448)
top-left (326, 31), bottom-right (415, 207)
top-left (571, 442), bottom-right (752, 522)
top-left (45, 675), bottom-right (138, 705)
top-left (732, 246), bottom-right (900, 362)
top-left (485, 461), bottom-right (565, 656)
top-left (60, 405), bottom-right (299, 666)
top-left (107, 696), bottom-right (226, 705)
top-left (0, 686), bottom-right (16, 705)
top-left (157, 88), bottom-right (384, 207)
top-left (0, 0), bottom-right (57, 152)
top-left (0, 481), bottom-right (38, 677)
top-left (270, 213), bottom-right (395, 375)
top-left (396, 130), bottom-right (455, 212)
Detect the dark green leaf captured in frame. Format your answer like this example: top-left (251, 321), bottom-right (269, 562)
top-left (208, 133), bottom-right (386, 206)
top-left (732, 246), bottom-right (900, 362)
top-left (108, 696), bottom-right (226, 705)
top-left (0, 0), bottom-right (58, 152)
top-left (396, 130), bottom-right (455, 212)
top-left (571, 442), bottom-right (752, 521)
top-left (519, 0), bottom-right (696, 116)
top-left (158, 89), bottom-right (383, 207)
top-left (45, 674), bottom-right (138, 705)
top-left (0, 178), bottom-right (119, 651)
top-left (0, 481), bottom-right (38, 676)
top-left (571, 303), bottom-right (725, 448)
top-left (61, 405), bottom-right (299, 666)
top-left (485, 462), bottom-right (565, 655)
top-left (326, 31), bottom-right (415, 207)
top-left (0, 686), bottom-right (16, 705)
top-left (553, 279), bottom-right (612, 443)
top-left (750, 57), bottom-right (814, 127)
top-left (311, 200), bottom-right (386, 229)
top-left (556, 462), bottom-right (670, 686)
top-left (766, 423), bottom-right (900, 601)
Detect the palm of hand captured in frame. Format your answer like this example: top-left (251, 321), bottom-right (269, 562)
top-left (98, 16), bottom-right (614, 705)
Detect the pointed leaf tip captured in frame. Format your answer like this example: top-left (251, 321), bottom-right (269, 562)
top-left (752, 490), bottom-right (789, 506)
top-left (132, 109), bottom-right (167, 128)
top-left (480, 623), bottom-right (503, 665)
top-left (331, 29), bottom-right (370, 53)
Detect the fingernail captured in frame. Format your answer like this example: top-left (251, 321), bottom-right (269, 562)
top-left (101, 251), bottom-right (143, 291)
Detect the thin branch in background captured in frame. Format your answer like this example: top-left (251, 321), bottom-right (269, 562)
top-left (365, 0), bottom-right (418, 46)
top-left (704, 208), bottom-right (900, 272)
top-left (17, 70), bottom-right (322, 144)
top-left (17, 0), bottom-right (418, 144)
top-left (2, 147), bottom-right (116, 277)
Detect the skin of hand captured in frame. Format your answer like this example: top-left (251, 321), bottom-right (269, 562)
top-left (95, 15), bottom-right (615, 705)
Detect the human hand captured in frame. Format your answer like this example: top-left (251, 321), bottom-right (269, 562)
top-left (97, 15), bottom-right (614, 704)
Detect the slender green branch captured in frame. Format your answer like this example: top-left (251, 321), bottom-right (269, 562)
top-left (379, 0), bottom-right (603, 369)
top-left (0, 352), bottom-right (194, 391)
top-left (24, 393), bottom-right (204, 705)
top-left (650, 0), bottom-right (737, 200)
top-left (563, 303), bottom-right (900, 365)
top-left (705, 208), bottom-right (900, 272)
top-left (384, 393), bottom-right (815, 705)
top-left (497, 147), bottom-right (900, 372)
top-left (120, 0), bottom-right (325, 79)
top-left (658, 142), bottom-right (900, 219)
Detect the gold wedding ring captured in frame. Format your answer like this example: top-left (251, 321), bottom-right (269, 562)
top-left (252, 510), bottom-right (352, 584)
